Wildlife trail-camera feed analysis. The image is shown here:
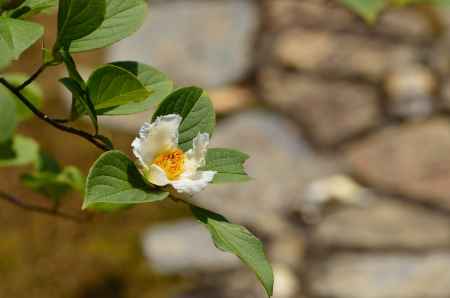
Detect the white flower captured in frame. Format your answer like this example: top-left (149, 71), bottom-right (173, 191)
top-left (132, 114), bottom-right (216, 195)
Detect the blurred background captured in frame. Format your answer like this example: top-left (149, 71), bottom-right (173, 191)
top-left (3, 0), bottom-right (450, 297)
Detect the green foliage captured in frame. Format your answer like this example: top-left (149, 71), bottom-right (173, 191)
top-left (58, 50), bottom-right (100, 131)
top-left (0, 0), bottom-right (269, 293)
top-left (21, 152), bottom-right (85, 201)
top-left (22, 151), bottom-right (84, 201)
top-left (152, 87), bottom-right (216, 151)
top-left (0, 94), bottom-right (16, 142)
top-left (341, 0), bottom-right (450, 22)
top-left (22, 167), bottom-right (84, 201)
top-left (55, 0), bottom-right (105, 50)
top-left (106, 61), bottom-right (173, 115)
top-left (341, 0), bottom-right (386, 23)
top-left (392, 0), bottom-right (450, 5)
top-left (0, 73), bottom-right (43, 121)
top-left (0, 74), bottom-right (41, 167)
top-left (87, 64), bottom-right (151, 113)
top-left (191, 206), bottom-right (274, 297)
top-left (83, 150), bottom-right (169, 210)
top-left (0, 0), bottom-right (26, 11)
top-left (6, 0), bottom-right (57, 18)
top-left (70, 0), bottom-right (148, 52)
top-left (0, 32), bottom-right (12, 68)
top-left (0, 16), bottom-right (43, 68)
top-left (60, 50), bottom-right (85, 87)
top-left (201, 149), bottom-right (251, 183)
top-left (60, 77), bottom-right (98, 131)
top-left (0, 134), bottom-right (39, 167)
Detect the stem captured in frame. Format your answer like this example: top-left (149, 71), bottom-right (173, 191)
top-left (52, 118), bottom-right (71, 124)
top-left (16, 63), bottom-right (48, 91)
top-left (0, 78), bottom-right (110, 151)
top-left (0, 190), bottom-right (84, 223)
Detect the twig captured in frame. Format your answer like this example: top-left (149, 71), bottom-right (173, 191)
top-left (0, 190), bottom-right (84, 223)
top-left (52, 118), bottom-right (71, 124)
top-left (16, 63), bottom-right (48, 91)
top-left (0, 78), bottom-right (110, 151)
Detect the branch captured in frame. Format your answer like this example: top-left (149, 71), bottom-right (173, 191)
top-left (0, 190), bottom-right (84, 222)
top-left (16, 63), bottom-right (48, 91)
top-left (0, 78), bottom-right (110, 151)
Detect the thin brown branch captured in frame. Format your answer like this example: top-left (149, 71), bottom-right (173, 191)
top-left (16, 63), bottom-right (48, 91)
top-left (0, 78), bottom-right (110, 151)
top-left (0, 190), bottom-right (84, 223)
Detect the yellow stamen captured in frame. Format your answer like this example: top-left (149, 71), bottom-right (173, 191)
top-left (153, 148), bottom-right (185, 180)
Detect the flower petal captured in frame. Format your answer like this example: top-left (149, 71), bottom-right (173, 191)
top-left (147, 165), bottom-right (170, 186)
top-left (132, 114), bottom-right (182, 168)
top-left (171, 170), bottom-right (216, 195)
top-left (184, 133), bottom-right (210, 176)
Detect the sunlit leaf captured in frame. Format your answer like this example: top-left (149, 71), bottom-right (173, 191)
top-left (83, 150), bottom-right (169, 209)
top-left (0, 134), bottom-right (39, 167)
top-left (55, 0), bottom-right (105, 49)
top-left (70, 0), bottom-right (147, 52)
top-left (87, 64), bottom-right (150, 113)
top-left (191, 206), bottom-right (274, 297)
top-left (200, 148), bottom-right (250, 183)
top-left (152, 87), bottom-right (215, 152)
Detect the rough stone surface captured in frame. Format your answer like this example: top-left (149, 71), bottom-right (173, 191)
top-left (107, 0), bottom-right (260, 88)
top-left (311, 253), bottom-right (450, 298)
top-left (313, 198), bottom-right (450, 249)
top-left (441, 78), bottom-right (450, 111)
top-left (347, 119), bottom-right (450, 210)
top-left (265, 0), bottom-right (434, 41)
top-left (377, 9), bottom-right (436, 41)
top-left (384, 64), bottom-right (436, 119)
top-left (274, 28), bottom-right (420, 81)
top-left (187, 110), bottom-right (342, 227)
top-left (264, 0), bottom-right (349, 30)
top-left (208, 85), bottom-right (255, 114)
top-left (174, 264), bottom-right (302, 298)
top-left (267, 221), bottom-right (305, 269)
top-left (142, 220), bottom-right (239, 274)
top-left (260, 69), bottom-right (381, 146)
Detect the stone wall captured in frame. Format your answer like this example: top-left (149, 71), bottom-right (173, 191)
top-left (139, 1), bottom-right (450, 298)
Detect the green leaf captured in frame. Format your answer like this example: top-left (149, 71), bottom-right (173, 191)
top-left (1, 0), bottom-right (26, 10)
top-left (152, 87), bottom-right (215, 152)
top-left (191, 206), bottom-right (274, 297)
top-left (200, 148), bottom-right (250, 183)
top-left (60, 77), bottom-right (98, 131)
top-left (0, 134), bottom-right (39, 167)
top-left (341, 0), bottom-right (386, 23)
top-left (83, 150), bottom-right (169, 209)
top-left (7, 0), bottom-right (57, 18)
top-left (22, 172), bottom-right (70, 201)
top-left (0, 16), bottom-right (43, 67)
top-left (101, 61), bottom-right (173, 115)
top-left (87, 64), bottom-right (151, 113)
top-left (70, 0), bottom-right (148, 52)
top-left (60, 49), bottom-right (85, 87)
top-left (0, 93), bottom-right (16, 143)
top-left (84, 202), bottom-right (134, 213)
top-left (0, 35), bottom-right (13, 69)
top-left (0, 73), bottom-right (43, 121)
top-left (390, 0), bottom-right (450, 5)
top-left (35, 150), bottom-right (60, 173)
top-left (60, 166), bottom-right (85, 191)
top-left (55, 0), bottom-right (105, 49)
top-left (22, 158), bottom-right (85, 201)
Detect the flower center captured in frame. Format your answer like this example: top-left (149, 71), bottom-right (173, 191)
top-left (153, 148), bottom-right (185, 180)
